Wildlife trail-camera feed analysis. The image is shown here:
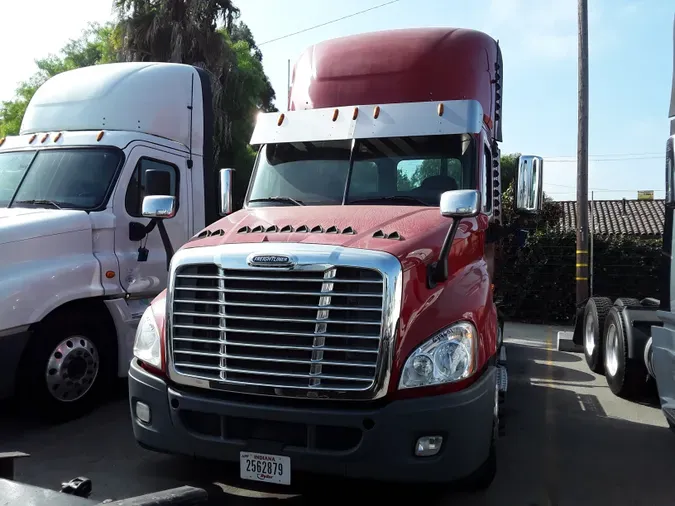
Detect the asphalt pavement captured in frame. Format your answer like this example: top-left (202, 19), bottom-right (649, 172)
top-left (1, 322), bottom-right (674, 505)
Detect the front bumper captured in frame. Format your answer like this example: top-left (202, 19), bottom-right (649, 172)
top-left (129, 359), bottom-right (497, 483)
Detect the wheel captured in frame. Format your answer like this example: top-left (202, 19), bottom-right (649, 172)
top-left (603, 307), bottom-right (646, 398)
top-left (17, 314), bottom-right (116, 423)
top-left (583, 297), bottom-right (613, 373)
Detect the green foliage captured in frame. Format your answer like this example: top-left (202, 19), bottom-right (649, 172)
top-left (499, 152), bottom-right (519, 192)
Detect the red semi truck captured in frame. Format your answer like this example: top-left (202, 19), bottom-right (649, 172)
top-left (128, 27), bottom-right (543, 489)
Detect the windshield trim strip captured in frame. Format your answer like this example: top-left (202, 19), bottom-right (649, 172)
top-left (341, 139), bottom-right (358, 205)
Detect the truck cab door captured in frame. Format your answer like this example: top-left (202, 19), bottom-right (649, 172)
top-left (112, 145), bottom-right (193, 297)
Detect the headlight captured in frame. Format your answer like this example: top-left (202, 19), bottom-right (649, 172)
top-left (133, 307), bottom-right (162, 369)
top-left (399, 321), bottom-right (477, 390)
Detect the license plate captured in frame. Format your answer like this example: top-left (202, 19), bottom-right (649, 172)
top-left (239, 452), bottom-right (291, 485)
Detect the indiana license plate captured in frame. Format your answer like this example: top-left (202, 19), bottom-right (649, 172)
top-left (239, 452), bottom-right (291, 485)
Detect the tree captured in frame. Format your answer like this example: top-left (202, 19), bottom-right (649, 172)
top-left (0, 23), bottom-right (119, 137)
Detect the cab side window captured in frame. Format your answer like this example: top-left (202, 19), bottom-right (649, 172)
top-left (125, 158), bottom-right (179, 217)
top-left (483, 146), bottom-right (493, 213)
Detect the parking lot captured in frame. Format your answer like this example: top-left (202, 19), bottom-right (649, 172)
top-left (2, 322), bottom-right (675, 505)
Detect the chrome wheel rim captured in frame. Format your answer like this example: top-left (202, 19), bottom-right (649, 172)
top-left (605, 324), bottom-right (619, 377)
top-left (584, 314), bottom-right (595, 355)
top-left (45, 336), bottom-right (99, 402)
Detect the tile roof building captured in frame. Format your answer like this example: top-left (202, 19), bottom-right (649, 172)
top-left (556, 199), bottom-right (664, 238)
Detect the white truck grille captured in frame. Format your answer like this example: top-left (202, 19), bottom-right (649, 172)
top-left (169, 264), bottom-right (385, 395)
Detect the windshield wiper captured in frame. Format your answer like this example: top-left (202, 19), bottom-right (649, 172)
top-left (248, 196), bottom-right (305, 206)
top-left (13, 199), bottom-right (65, 209)
top-left (348, 196), bottom-right (430, 206)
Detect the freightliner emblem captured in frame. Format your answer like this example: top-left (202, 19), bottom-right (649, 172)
top-left (247, 253), bottom-right (295, 268)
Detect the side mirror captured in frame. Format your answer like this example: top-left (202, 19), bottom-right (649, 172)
top-left (430, 189), bottom-right (481, 288)
top-left (516, 155), bottom-right (544, 213)
top-left (142, 195), bottom-right (176, 219)
top-left (219, 168), bottom-right (235, 216)
top-left (440, 189), bottom-right (481, 218)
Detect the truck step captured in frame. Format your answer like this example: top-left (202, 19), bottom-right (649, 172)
top-left (499, 345), bottom-right (507, 364)
top-left (497, 364), bottom-right (508, 395)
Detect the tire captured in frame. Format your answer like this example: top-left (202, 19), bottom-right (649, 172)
top-left (614, 298), bottom-right (641, 308)
top-left (603, 307), bottom-right (647, 398)
top-left (583, 297), bottom-right (613, 373)
top-left (16, 314), bottom-right (116, 423)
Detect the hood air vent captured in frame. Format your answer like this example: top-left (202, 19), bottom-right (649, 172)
top-left (372, 230), bottom-right (403, 240)
top-left (194, 228), bottom-right (225, 240)
top-left (236, 224), bottom-right (358, 235)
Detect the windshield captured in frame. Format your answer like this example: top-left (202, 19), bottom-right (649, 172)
top-left (247, 134), bottom-right (475, 207)
top-left (0, 148), bottom-right (122, 210)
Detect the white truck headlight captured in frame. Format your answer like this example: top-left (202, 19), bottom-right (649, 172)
top-left (133, 307), bottom-right (162, 368)
top-left (399, 321), bottom-right (478, 389)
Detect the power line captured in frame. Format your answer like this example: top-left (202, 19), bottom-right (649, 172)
top-left (545, 156), bottom-right (663, 162)
top-left (547, 189), bottom-right (665, 194)
top-left (258, 0), bottom-right (402, 47)
top-left (547, 182), bottom-right (664, 190)
top-left (542, 152), bottom-right (663, 158)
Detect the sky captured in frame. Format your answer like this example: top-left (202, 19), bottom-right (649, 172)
top-left (0, 0), bottom-right (673, 201)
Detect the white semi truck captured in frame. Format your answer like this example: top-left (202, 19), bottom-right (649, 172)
top-left (0, 62), bottom-right (227, 420)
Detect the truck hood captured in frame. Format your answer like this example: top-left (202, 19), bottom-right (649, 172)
top-left (0, 207), bottom-right (92, 245)
top-left (183, 206), bottom-right (465, 266)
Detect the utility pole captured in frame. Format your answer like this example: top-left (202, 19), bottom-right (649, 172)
top-left (576, 0), bottom-right (590, 307)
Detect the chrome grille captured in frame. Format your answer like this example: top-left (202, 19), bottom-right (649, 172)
top-left (169, 264), bottom-right (385, 394)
